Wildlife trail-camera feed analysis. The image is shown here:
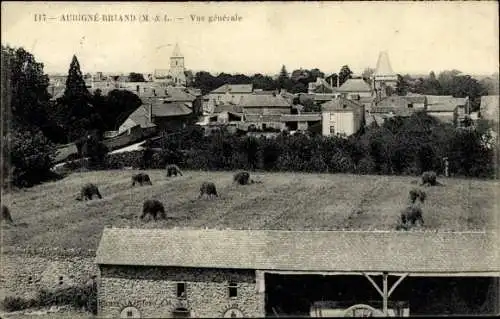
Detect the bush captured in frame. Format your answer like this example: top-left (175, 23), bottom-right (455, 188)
top-left (356, 157), bottom-right (376, 175)
top-left (37, 283), bottom-right (97, 314)
top-left (1, 296), bottom-right (36, 312)
top-left (3, 129), bottom-right (57, 188)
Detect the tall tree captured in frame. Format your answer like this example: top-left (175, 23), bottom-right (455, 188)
top-left (277, 65), bottom-right (292, 91)
top-left (58, 55), bottom-right (96, 141)
top-left (338, 65), bottom-right (353, 87)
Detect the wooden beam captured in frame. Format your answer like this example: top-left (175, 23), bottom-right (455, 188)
top-left (383, 273), bottom-right (388, 315)
top-left (388, 274), bottom-right (409, 298)
top-left (363, 273), bottom-right (384, 298)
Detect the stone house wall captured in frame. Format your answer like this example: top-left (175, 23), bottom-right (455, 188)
top-left (0, 248), bottom-right (97, 299)
top-left (98, 265), bottom-right (265, 318)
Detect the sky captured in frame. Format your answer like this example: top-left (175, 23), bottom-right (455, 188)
top-left (2, 1), bottom-right (499, 77)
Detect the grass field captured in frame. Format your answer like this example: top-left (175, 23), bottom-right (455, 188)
top-left (1, 170), bottom-right (498, 252)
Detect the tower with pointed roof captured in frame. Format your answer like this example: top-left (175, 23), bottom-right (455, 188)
top-left (372, 51), bottom-right (398, 98)
top-left (169, 43), bottom-right (186, 86)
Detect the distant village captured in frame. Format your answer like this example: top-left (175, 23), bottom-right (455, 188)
top-left (46, 43), bottom-right (499, 158)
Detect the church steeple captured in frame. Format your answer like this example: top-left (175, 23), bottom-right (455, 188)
top-left (374, 51), bottom-right (396, 76)
top-left (171, 43), bottom-right (183, 58)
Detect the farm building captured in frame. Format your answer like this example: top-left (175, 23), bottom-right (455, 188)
top-left (95, 228), bottom-right (499, 318)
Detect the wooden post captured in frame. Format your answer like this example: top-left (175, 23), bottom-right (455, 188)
top-left (383, 272), bottom-right (388, 316)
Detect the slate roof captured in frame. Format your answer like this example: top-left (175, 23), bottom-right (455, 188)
top-left (214, 103), bottom-right (243, 114)
top-left (239, 94), bottom-right (291, 108)
top-left (124, 106), bottom-right (156, 129)
top-left (151, 101), bottom-right (192, 117)
top-left (322, 97), bottom-right (364, 112)
top-left (425, 95), bottom-right (467, 112)
top-left (96, 228), bottom-right (499, 274)
top-left (211, 84), bottom-right (253, 94)
top-left (337, 79), bottom-right (372, 92)
top-left (374, 51), bottom-right (396, 76)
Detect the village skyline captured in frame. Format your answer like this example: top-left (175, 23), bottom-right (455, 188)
top-left (2, 1), bottom-right (499, 77)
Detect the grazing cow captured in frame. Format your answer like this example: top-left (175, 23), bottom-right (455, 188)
top-left (1, 205), bottom-right (13, 224)
top-left (199, 181), bottom-right (218, 199)
top-left (140, 199), bottom-right (166, 221)
top-left (409, 188), bottom-right (427, 204)
top-left (76, 183), bottom-right (102, 201)
top-left (233, 171), bottom-right (251, 185)
top-left (166, 164), bottom-right (183, 177)
top-left (131, 173), bottom-right (152, 187)
top-left (400, 202), bottom-right (425, 230)
top-left (421, 171), bottom-right (439, 186)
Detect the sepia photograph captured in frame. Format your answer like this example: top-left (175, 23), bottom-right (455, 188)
top-left (0, 1), bottom-right (499, 318)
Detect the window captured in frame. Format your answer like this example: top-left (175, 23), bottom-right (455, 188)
top-left (59, 276), bottom-right (64, 285)
top-left (228, 282), bottom-right (238, 298)
top-left (330, 126), bottom-right (335, 135)
top-left (408, 104), bottom-right (413, 109)
top-left (177, 283), bottom-right (186, 298)
top-left (28, 276), bottom-right (33, 284)
top-left (127, 310), bottom-right (133, 317)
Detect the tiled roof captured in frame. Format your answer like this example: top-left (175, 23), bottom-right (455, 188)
top-left (376, 96), bottom-right (411, 108)
top-left (370, 107), bottom-right (416, 117)
top-left (281, 114), bottom-right (322, 122)
top-left (322, 97), bottom-right (364, 112)
top-left (239, 94), bottom-right (292, 108)
top-left (480, 95), bottom-right (499, 123)
top-left (214, 103), bottom-right (243, 114)
top-left (244, 114), bottom-right (283, 122)
top-left (96, 228), bottom-right (500, 273)
top-left (211, 84), bottom-right (253, 94)
top-left (337, 79), bottom-right (372, 93)
top-left (141, 87), bottom-right (196, 101)
top-left (151, 101), bottom-right (192, 117)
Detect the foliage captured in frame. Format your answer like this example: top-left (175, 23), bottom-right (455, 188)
top-left (338, 65), bottom-right (353, 87)
top-left (1, 296), bottom-right (37, 312)
top-left (128, 72), bottom-right (146, 82)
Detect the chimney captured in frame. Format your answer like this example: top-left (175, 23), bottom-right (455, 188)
top-left (148, 103), bottom-right (153, 122)
top-left (136, 85), bottom-right (139, 93)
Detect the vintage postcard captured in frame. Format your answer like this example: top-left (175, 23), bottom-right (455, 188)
top-left (1, 1), bottom-right (499, 318)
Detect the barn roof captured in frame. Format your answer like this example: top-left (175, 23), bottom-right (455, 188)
top-left (96, 228), bottom-right (499, 274)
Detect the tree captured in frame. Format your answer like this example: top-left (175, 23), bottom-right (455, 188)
top-left (362, 67), bottom-right (375, 85)
top-left (338, 65), bottom-right (353, 87)
top-left (58, 55), bottom-right (95, 142)
top-left (128, 72), bottom-right (146, 82)
top-left (277, 65), bottom-right (292, 91)
top-left (395, 74), bottom-right (409, 96)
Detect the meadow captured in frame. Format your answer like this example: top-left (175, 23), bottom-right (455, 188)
top-left (1, 170), bottom-right (498, 252)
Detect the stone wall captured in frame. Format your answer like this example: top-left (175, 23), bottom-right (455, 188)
top-left (98, 265), bottom-right (266, 318)
top-left (0, 248), bottom-right (98, 299)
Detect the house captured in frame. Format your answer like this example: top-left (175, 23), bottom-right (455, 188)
top-left (308, 77), bottom-right (336, 94)
top-left (374, 95), bottom-right (427, 111)
top-left (425, 95), bottom-right (469, 124)
top-left (480, 95), bottom-right (499, 129)
top-left (337, 78), bottom-right (373, 99)
top-left (95, 228), bottom-right (499, 318)
top-left (203, 84), bottom-right (254, 112)
top-left (281, 113), bottom-right (322, 132)
top-left (238, 94), bottom-right (292, 131)
top-left (321, 97), bottom-right (365, 136)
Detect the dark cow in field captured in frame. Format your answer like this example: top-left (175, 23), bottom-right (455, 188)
top-left (233, 171), bottom-right (250, 185)
top-left (400, 202), bottom-right (425, 229)
top-left (409, 188), bottom-right (427, 204)
top-left (199, 181), bottom-right (218, 199)
top-left (76, 183), bottom-right (102, 201)
top-left (166, 164), bottom-right (183, 177)
top-left (420, 171), bottom-right (443, 186)
top-left (233, 171), bottom-right (263, 185)
top-left (140, 199), bottom-right (166, 221)
top-left (1, 205), bottom-right (13, 224)
top-left (131, 173), bottom-right (152, 187)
